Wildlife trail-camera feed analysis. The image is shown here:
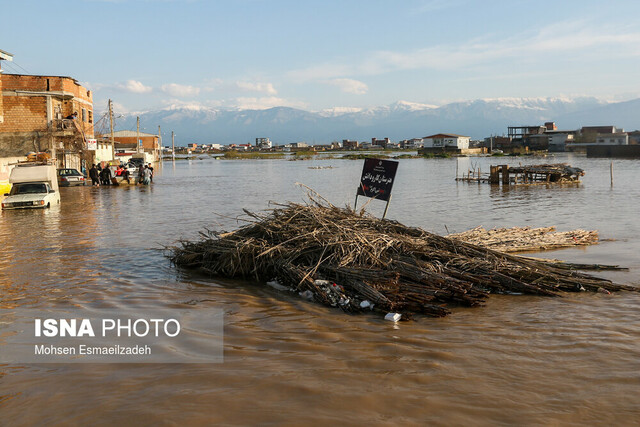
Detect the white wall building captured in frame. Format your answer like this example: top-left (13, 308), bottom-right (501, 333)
top-left (423, 133), bottom-right (470, 149)
top-left (595, 133), bottom-right (628, 145)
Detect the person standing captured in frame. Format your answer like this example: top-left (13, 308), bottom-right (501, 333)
top-left (138, 164), bottom-right (145, 184)
top-left (122, 167), bottom-right (131, 184)
top-left (100, 166), bottom-right (110, 185)
top-left (142, 166), bottom-right (151, 185)
top-left (89, 164), bottom-right (100, 186)
top-left (147, 163), bottom-right (154, 182)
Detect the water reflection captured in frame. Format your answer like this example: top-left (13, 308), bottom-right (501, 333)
top-left (1, 154), bottom-right (639, 424)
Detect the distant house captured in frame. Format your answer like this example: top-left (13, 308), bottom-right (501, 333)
top-left (255, 137), bottom-right (272, 149)
top-left (342, 139), bottom-right (359, 149)
top-left (628, 131), bottom-right (640, 145)
top-left (547, 133), bottom-right (574, 152)
top-left (290, 142), bottom-right (309, 149)
top-left (400, 138), bottom-right (424, 149)
top-left (569, 126), bottom-right (629, 147)
top-left (423, 133), bottom-right (470, 150)
top-left (372, 137), bottom-right (391, 148)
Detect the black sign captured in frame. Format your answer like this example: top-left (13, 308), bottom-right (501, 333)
top-left (356, 158), bottom-right (399, 202)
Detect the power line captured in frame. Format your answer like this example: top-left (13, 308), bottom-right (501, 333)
top-left (1, 61), bottom-right (20, 73)
top-left (11, 61), bottom-right (31, 74)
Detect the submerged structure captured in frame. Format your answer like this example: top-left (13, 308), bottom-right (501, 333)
top-left (457, 163), bottom-right (584, 185)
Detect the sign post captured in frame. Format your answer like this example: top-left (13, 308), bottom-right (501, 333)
top-left (355, 158), bottom-right (399, 218)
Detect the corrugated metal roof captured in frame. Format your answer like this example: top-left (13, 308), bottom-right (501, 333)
top-left (424, 133), bottom-right (470, 139)
top-left (110, 130), bottom-right (158, 137)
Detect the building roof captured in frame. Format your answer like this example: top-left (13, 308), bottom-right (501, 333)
top-left (109, 130), bottom-right (158, 138)
top-left (581, 126), bottom-right (618, 133)
top-left (0, 49), bottom-right (13, 61)
top-left (424, 133), bottom-right (470, 139)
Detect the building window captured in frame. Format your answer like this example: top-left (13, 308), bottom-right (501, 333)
top-left (88, 111), bottom-right (93, 124)
top-left (81, 109), bottom-right (87, 122)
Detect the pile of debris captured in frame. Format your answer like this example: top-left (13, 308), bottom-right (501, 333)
top-left (169, 200), bottom-right (636, 318)
top-left (508, 163), bottom-right (584, 183)
top-left (448, 226), bottom-right (599, 253)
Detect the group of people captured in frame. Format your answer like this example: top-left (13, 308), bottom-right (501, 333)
top-left (88, 163), bottom-right (154, 186)
top-left (137, 164), bottom-right (154, 185)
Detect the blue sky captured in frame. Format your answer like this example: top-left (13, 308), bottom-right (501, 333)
top-left (2, 0), bottom-right (640, 114)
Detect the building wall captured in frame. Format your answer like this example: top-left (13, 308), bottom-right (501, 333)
top-left (424, 136), bottom-right (469, 149)
top-left (0, 75), bottom-right (94, 159)
top-left (114, 135), bottom-right (159, 151)
top-left (0, 74), bottom-right (93, 133)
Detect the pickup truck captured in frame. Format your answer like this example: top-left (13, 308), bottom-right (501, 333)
top-left (1, 162), bottom-right (61, 210)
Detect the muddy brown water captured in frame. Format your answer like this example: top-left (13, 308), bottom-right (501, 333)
top-left (1, 154), bottom-right (639, 425)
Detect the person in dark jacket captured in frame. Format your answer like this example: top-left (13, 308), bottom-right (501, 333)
top-left (100, 166), bottom-right (111, 185)
top-left (89, 164), bottom-right (100, 186)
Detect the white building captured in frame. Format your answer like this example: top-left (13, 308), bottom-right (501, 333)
top-left (256, 137), bottom-right (272, 149)
top-left (595, 133), bottom-right (628, 145)
top-left (547, 133), bottom-right (574, 152)
top-left (423, 133), bottom-right (470, 149)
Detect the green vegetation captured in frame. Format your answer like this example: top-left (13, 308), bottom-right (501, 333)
top-left (222, 151), bottom-right (285, 159)
top-left (394, 154), bottom-right (421, 159)
top-left (421, 152), bottom-right (452, 159)
top-left (341, 153), bottom-right (393, 160)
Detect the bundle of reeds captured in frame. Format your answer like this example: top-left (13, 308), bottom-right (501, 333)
top-left (448, 226), bottom-right (599, 253)
top-left (168, 200), bottom-right (636, 317)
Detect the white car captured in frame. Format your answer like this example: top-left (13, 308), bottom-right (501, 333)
top-left (2, 182), bottom-right (60, 209)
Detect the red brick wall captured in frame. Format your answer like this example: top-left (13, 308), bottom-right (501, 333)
top-left (0, 95), bottom-right (48, 132)
top-left (114, 136), bottom-right (159, 150)
top-left (0, 74), bottom-right (93, 136)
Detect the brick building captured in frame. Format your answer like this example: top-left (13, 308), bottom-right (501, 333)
top-left (0, 54), bottom-right (94, 176)
top-left (103, 130), bottom-right (160, 162)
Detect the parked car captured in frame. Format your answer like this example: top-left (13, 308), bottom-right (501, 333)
top-left (57, 168), bottom-right (86, 186)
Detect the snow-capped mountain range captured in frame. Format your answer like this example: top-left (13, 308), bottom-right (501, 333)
top-left (111, 97), bottom-right (639, 145)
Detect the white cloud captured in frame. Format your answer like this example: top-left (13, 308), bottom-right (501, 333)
top-left (287, 21), bottom-right (640, 81)
top-left (160, 83), bottom-right (201, 98)
top-left (235, 81), bottom-right (277, 95)
top-left (116, 80), bottom-right (152, 94)
top-left (327, 78), bottom-right (368, 95)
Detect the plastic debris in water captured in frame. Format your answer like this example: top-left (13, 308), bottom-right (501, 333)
top-left (360, 300), bottom-right (371, 309)
top-left (299, 290), bottom-right (314, 300)
top-left (266, 280), bottom-right (290, 291)
top-left (384, 313), bottom-right (402, 322)
top-left (597, 287), bottom-right (611, 295)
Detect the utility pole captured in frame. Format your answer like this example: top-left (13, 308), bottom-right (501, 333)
top-left (158, 125), bottom-right (162, 163)
top-left (109, 99), bottom-right (115, 162)
top-left (171, 131), bottom-right (175, 161)
top-left (136, 116), bottom-right (141, 154)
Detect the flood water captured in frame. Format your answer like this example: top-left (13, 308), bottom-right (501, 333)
top-left (1, 153), bottom-right (639, 425)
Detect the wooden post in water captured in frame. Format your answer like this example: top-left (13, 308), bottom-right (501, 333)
top-left (171, 131), bottom-right (175, 161)
top-left (610, 161), bottom-right (613, 186)
top-left (502, 165), bottom-right (509, 184)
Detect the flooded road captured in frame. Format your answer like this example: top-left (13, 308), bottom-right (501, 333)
top-left (1, 153), bottom-right (639, 425)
